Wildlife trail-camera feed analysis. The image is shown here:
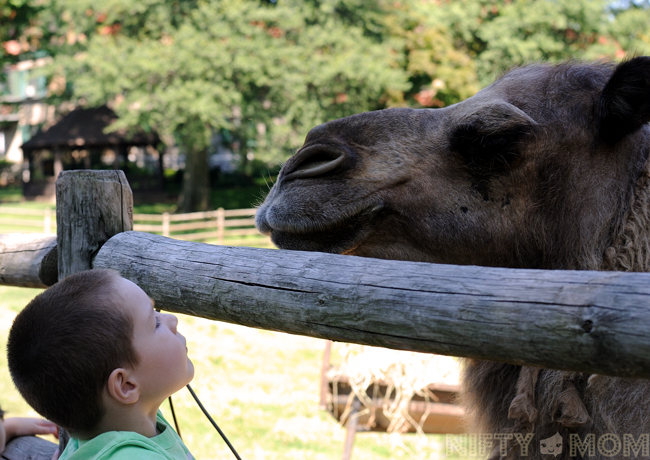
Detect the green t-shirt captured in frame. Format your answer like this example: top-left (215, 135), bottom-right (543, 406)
top-left (59, 412), bottom-right (194, 460)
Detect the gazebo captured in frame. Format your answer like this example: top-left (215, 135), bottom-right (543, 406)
top-left (20, 105), bottom-right (162, 199)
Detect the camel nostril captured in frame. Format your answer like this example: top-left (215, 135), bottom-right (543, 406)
top-left (282, 145), bottom-right (347, 181)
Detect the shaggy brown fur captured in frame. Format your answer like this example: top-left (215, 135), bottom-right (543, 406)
top-left (603, 157), bottom-right (650, 271)
top-left (257, 57), bottom-right (650, 459)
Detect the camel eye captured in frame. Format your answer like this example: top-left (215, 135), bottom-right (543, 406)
top-left (541, 443), bottom-right (546, 447)
top-left (557, 443), bottom-right (561, 447)
top-left (449, 121), bottom-right (530, 176)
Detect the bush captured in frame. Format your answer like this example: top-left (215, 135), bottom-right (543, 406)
top-left (0, 160), bottom-right (21, 187)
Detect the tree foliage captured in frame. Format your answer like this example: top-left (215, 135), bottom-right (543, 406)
top-left (42, 0), bottom-right (415, 210)
top-left (418, 0), bottom-right (647, 86)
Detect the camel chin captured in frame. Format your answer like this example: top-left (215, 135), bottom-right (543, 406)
top-left (258, 204), bottom-right (378, 254)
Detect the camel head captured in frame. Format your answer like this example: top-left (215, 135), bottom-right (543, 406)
top-left (256, 57), bottom-right (650, 269)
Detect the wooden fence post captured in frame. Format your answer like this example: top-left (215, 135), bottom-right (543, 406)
top-left (216, 207), bottom-right (225, 245)
top-left (342, 398), bottom-right (361, 460)
top-left (56, 170), bottom-right (133, 280)
top-left (162, 212), bottom-right (170, 237)
top-left (43, 207), bottom-right (52, 234)
top-left (320, 340), bottom-right (332, 410)
top-left (54, 170), bottom-right (133, 452)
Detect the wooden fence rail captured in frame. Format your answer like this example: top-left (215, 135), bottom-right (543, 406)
top-left (0, 207), bottom-right (54, 233)
top-left (2, 170), bottom-right (650, 380)
top-left (0, 205), bottom-right (271, 246)
top-left (3, 227), bottom-right (650, 379)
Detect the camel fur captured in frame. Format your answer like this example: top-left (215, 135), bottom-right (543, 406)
top-left (256, 57), bottom-right (650, 459)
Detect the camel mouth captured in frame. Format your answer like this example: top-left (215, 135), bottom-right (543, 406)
top-left (267, 218), bottom-right (372, 254)
top-left (257, 203), bottom-right (382, 254)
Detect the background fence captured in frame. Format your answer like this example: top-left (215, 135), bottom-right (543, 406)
top-left (0, 205), bottom-right (273, 247)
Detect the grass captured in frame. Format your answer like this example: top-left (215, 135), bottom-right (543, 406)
top-left (0, 286), bottom-right (456, 460)
top-left (0, 181), bottom-right (466, 459)
top-left (210, 184), bottom-right (271, 210)
top-left (0, 186), bottom-right (22, 203)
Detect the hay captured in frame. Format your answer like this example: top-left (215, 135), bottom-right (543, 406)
top-left (327, 344), bottom-right (460, 434)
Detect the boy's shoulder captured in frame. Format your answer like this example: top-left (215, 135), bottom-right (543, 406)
top-left (60, 413), bottom-right (194, 460)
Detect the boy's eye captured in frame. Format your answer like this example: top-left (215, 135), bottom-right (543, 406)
top-left (155, 316), bottom-right (161, 329)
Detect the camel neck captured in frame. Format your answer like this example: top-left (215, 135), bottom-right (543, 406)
top-left (601, 155), bottom-right (650, 271)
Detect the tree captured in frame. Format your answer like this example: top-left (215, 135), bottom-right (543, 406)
top-left (607, 1), bottom-right (650, 56)
top-left (10, 0), bottom-right (650, 212)
top-left (1, 0), bottom-right (37, 63)
top-left (419, 0), bottom-right (644, 86)
top-left (44, 0), bottom-right (410, 211)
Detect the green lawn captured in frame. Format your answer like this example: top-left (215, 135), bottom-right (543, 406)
top-left (0, 286), bottom-right (455, 460)
top-left (0, 182), bottom-right (465, 459)
top-left (0, 186), bottom-right (22, 203)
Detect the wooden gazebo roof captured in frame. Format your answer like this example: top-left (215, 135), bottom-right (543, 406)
top-left (21, 106), bottom-right (159, 152)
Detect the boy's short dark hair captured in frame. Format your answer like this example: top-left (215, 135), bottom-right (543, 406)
top-left (7, 269), bottom-right (140, 436)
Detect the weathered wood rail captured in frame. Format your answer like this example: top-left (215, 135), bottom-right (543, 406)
top-left (2, 170), bottom-right (650, 380)
top-left (5, 226), bottom-right (650, 378)
top-left (90, 231), bottom-right (650, 378)
top-left (0, 233), bottom-right (56, 288)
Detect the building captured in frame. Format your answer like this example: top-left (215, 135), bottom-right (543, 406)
top-left (0, 56), bottom-right (55, 186)
top-left (20, 105), bottom-right (162, 200)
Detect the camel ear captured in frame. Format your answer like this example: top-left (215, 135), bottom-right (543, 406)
top-left (598, 56), bottom-right (650, 145)
top-left (450, 101), bottom-right (537, 173)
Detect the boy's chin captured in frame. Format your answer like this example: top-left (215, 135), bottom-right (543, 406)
top-left (186, 359), bottom-right (195, 383)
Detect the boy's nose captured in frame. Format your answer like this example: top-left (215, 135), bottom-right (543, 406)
top-left (164, 313), bottom-right (179, 333)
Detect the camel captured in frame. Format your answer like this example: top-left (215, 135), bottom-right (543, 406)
top-left (256, 57), bottom-right (650, 459)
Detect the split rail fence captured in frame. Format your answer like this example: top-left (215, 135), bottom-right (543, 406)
top-left (0, 205), bottom-right (272, 247)
top-left (2, 170), bottom-right (650, 457)
top-left (1, 170), bottom-right (650, 378)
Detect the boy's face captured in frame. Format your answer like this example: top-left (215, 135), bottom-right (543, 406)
top-left (113, 277), bottom-right (194, 405)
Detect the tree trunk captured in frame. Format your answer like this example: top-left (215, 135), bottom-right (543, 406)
top-left (178, 145), bottom-right (210, 213)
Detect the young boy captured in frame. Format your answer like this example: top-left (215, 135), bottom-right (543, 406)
top-left (7, 269), bottom-right (195, 459)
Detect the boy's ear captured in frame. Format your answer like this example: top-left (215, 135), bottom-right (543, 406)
top-left (107, 368), bottom-right (139, 405)
top-left (598, 56), bottom-right (650, 145)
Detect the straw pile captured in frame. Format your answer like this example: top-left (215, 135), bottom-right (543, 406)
top-left (327, 344), bottom-right (461, 434)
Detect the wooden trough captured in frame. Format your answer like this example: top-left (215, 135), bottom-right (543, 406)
top-left (319, 341), bottom-right (466, 459)
top-left (320, 342), bottom-right (465, 434)
top-left (326, 376), bottom-right (464, 434)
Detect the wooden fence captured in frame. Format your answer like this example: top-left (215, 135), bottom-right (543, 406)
top-left (2, 170), bottom-right (650, 379)
top-left (0, 205), bottom-right (272, 247)
top-left (0, 206), bottom-right (54, 234)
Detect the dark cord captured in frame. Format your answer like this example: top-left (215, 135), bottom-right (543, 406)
top-left (168, 395), bottom-right (182, 439)
top-left (187, 384), bottom-right (242, 460)
top-left (155, 308), bottom-right (240, 458)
